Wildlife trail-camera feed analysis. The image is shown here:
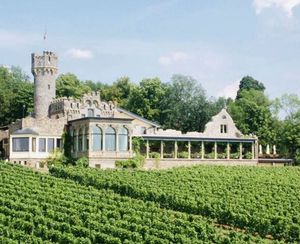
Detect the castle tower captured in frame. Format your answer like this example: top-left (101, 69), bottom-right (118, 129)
top-left (31, 51), bottom-right (58, 119)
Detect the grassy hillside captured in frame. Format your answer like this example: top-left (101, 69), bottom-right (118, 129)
top-left (50, 165), bottom-right (300, 242)
top-left (0, 161), bottom-right (269, 243)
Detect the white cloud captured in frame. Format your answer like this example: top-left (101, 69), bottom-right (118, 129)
top-left (158, 51), bottom-right (190, 66)
top-left (67, 48), bottom-right (93, 59)
top-left (217, 79), bottom-right (240, 99)
top-left (253, 0), bottom-right (300, 17)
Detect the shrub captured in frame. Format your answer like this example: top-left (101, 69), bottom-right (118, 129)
top-left (149, 152), bottom-right (160, 159)
top-left (75, 157), bottom-right (89, 168)
top-left (244, 152), bottom-right (252, 159)
top-left (205, 152), bottom-right (215, 159)
top-left (46, 149), bottom-right (68, 167)
top-left (115, 155), bottom-right (145, 169)
top-left (178, 151), bottom-right (189, 158)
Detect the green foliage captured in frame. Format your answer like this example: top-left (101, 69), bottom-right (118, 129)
top-left (160, 74), bottom-right (212, 132)
top-left (56, 73), bottom-right (92, 98)
top-left (102, 77), bottom-right (134, 107)
top-left (149, 152), bottom-right (160, 159)
top-left (50, 164), bottom-right (300, 242)
top-left (46, 149), bottom-right (68, 167)
top-left (244, 151), bottom-right (252, 159)
top-left (1, 162), bottom-right (266, 243)
top-left (236, 76), bottom-right (265, 99)
top-left (75, 157), bottom-right (89, 168)
top-left (115, 155), bottom-right (145, 169)
top-left (0, 66), bottom-right (34, 126)
top-left (132, 137), bottom-right (144, 154)
top-left (279, 111), bottom-right (300, 164)
top-left (126, 78), bottom-right (167, 122)
top-left (229, 89), bottom-right (277, 145)
top-left (177, 151), bottom-right (189, 158)
top-left (62, 128), bottom-right (73, 160)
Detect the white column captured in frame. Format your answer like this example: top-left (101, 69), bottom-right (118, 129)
top-left (239, 142), bottom-right (243, 159)
top-left (214, 141), bottom-right (217, 159)
top-left (160, 141), bottom-right (164, 159)
top-left (102, 127), bottom-right (106, 151)
top-left (146, 140), bottom-right (149, 159)
top-left (252, 142), bottom-right (255, 160)
top-left (201, 141), bottom-right (204, 159)
top-left (227, 142), bottom-right (230, 159)
top-left (174, 141), bottom-right (178, 159)
top-left (116, 128), bottom-right (119, 152)
top-left (188, 141), bottom-right (191, 159)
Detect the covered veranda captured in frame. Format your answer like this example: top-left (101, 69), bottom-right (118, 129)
top-left (139, 135), bottom-right (258, 161)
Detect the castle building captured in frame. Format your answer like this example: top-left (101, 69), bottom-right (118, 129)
top-left (0, 51), bottom-right (261, 168)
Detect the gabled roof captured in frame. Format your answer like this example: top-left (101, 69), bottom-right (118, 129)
top-left (203, 109), bottom-right (245, 138)
top-left (12, 128), bottom-right (39, 135)
top-left (116, 107), bottom-right (160, 128)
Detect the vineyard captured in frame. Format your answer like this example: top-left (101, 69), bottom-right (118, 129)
top-left (0, 161), bottom-right (270, 243)
top-left (49, 165), bottom-right (300, 242)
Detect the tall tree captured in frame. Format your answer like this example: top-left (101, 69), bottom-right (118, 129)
top-left (0, 66), bottom-right (34, 126)
top-left (103, 77), bottom-right (134, 107)
top-left (56, 73), bottom-right (91, 98)
top-left (161, 74), bottom-right (211, 132)
top-left (126, 78), bottom-right (166, 122)
top-left (236, 76), bottom-right (265, 99)
top-left (229, 88), bottom-right (277, 146)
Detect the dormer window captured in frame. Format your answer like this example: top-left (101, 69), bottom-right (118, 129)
top-left (220, 124), bottom-right (227, 133)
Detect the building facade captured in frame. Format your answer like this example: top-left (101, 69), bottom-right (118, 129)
top-left (0, 51), bottom-right (261, 168)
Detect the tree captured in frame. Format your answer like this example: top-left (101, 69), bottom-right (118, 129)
top-left (279, 111), bottom-right (300, 164)
top-left (56, 73), bottom-right (91, 98)
top-left (229, 89), bottom-right (277, 146)
top-left (277, 93), bottom-right (300, 120)
top-left (103, 77), bottom-right (135, 107)
top-left (0, 66), bottom-right (34, 126)
top-left (236, 76), bottom-right (265, 99)
top-left (126, 78), bottom-right (167, 122)
top-left (161, 74), bottom-right (211, 132)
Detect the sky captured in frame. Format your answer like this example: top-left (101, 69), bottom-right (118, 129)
top-left (0, 0), bottom-right (300, 99)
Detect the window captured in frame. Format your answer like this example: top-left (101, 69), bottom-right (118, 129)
top-left (105, 127), bottom-right (116, 151)
top-left (92, 126), bottom-right (102, 151)
top-left (32, 138), bottom-right (36, 152)
top-left (12, 137), bottom-right (29, 152)
top-left (48, 84), bottom-right (50, 90)
top-left (220, 124), bottom-right (227, 133)
top-left (39, 138), bottom-right (46, 152)
top-left (88, 108), bottom-right (94, 117)
top-left (118, 127), bottom-right (128, 151)
top-left (47, 138), bottom-right (54, 152)
top-left (81, 114), bottom-right (85, 118)
top-left (56, 138), bottom-right (62, 149)
top-left (78, 128), bottom-right (83, 151)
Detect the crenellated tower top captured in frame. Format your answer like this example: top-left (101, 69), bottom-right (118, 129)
top-left (31, 51), bottom-right (58, 76)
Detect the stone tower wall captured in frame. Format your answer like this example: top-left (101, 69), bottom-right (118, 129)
top-left (31, 51), bottom-right (58, 119)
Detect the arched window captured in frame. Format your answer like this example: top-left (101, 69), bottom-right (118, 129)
top-left (92, 126), bottom-right (102, 151)
top-left (78, 128), bottom-right (83, 151)
top-left (118, 127), bottom-right (128, 151)
top-left (105, 127), bottom-right (116, 151)
top-left (85, 127), bottom-right (89, 151)
top-left (72, 128), bottom-right (76, 152)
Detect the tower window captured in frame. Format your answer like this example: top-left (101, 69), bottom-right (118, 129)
top-left (88, 108), bottom-right (94, 117)
top-left (220, 124), bottom-right (227, 133)
top-left (48, 84), bottom-right (50, 90)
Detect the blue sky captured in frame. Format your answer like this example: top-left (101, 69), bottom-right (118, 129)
top-left (1, 0), bottom-right (300, 99)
